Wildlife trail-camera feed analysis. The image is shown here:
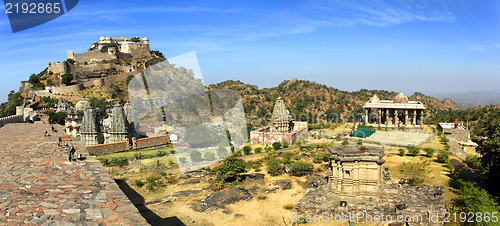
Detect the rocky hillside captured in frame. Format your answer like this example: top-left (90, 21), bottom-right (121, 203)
top-left (208, 79), bottom-right (459, 124)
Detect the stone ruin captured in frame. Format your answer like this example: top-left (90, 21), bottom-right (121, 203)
top-left (295, 145), bottom-right (446, 224)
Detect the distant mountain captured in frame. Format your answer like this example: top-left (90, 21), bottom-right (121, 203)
top-left (433, 91), bottom-right (500, 109)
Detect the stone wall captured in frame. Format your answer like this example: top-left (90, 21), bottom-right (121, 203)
top-left (135, 136), bottom-right (169, 150)
top-left (86, 141), bottom-right (129, 155)
top-left (74, 51), bottom-right (117, 63)
top-left (0, 115), bottom-right (23, 127)
top-left (123, 43), bottom-right (151, 59)
top-left (48, 61), bottom-right (71, 74)
top-left (74, 63), bottom-right (134, 74)
top-left (54, 83), bottom-right (84, 95)
top-left (86, 136), bottom-right (169, 155)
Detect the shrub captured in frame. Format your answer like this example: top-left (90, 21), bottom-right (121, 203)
top-left (242, 146), bottom-right (252, 155)
top-left (398, 149), bottom-right (406, 156)
top-left (424, 148), bottom-right (435, 158)
top-left (267, 159), bottom-right (283, 176)
top-left (156, 150), bottom-right (167, 157)
top-left (287, 161), bottom-right (313, 176)
top-left (313, 152), bottom-right (329, 163)
top-left (407, 146), bottom-right (420, 157)
top-left (98, 158), bottom-right (110, 166)
top-left (189, 150), bottom-right (203, 162)
top-left (256, 194), bottom-right (267, 200)
top-left (283, 203), bottom-right (295, 210)
top-left (341, 140), bottom-right (349, 145)
top-left (282, 151), bottom-right (296, 164)
top-left (134, 152), bottom-right (145, 160)
top-left (437, 151), bottom-right (450, 163)
top-left (254, 147), bottom-right (262, 154)
top-left (465, 155), bottom-right (482, 171)
top-left (440, 136), bottom-right (449, 144)
top-left (134, 180), bottom-right (145, 188)
top-left (295, 140), bottom-right (302, 147)
top-left (252, 164), bottom-right (261, 172)
top-left (399, 158), bottom-right (431, 186)
top-left (60, 73), bottom-right (73, 85)
top-left (213, 156), bottom-right (248, 177)
top-left (203, 152), bottom-right (216, 161)
top-left (357, 139), bottom-right (363, 145)
top-left (282, 140), bottom-right (289, 148)
top-left (272, 142), bottom-right (282, 150)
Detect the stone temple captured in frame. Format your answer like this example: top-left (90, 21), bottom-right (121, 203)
top-left (250, 97), bottom-right (308, 145)
top-left (329, 145), bottom-right (385, 198)
top-left (363, 92), bottom-right (425, 130)
top-left (64, 99), bottom-right (135, 146)
top-left (295, 145), bottom-right (446, 223)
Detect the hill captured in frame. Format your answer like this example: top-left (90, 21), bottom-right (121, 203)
top-left (208, 79), bottom-right (459, 127)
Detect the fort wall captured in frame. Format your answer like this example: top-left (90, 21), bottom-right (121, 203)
top-left (86, 135), bottom-right (169, 155)
top-left (74, 51), bottom-right (117, 63)
top-left (0, 115), bottom-right (23, 127)
top-left (54, 83), bottom-right (84, 95)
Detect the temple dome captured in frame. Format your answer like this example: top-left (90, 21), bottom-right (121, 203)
top-left (75, 97), bottom-right (90, 111)
top-left (393, 92), bottom-right (408, 103)
top-left (369, 95), bottom-right (380, 103)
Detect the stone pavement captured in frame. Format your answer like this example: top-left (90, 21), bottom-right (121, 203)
top-left (364, 130), bottom-right (434, 147)
top-left (0, 121), bottom-right (148, 225)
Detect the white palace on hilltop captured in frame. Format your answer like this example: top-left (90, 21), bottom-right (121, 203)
top-left (363, 92), bottom-right (426, 128)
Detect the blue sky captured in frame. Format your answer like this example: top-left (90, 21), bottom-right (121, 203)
top-left (1, 0), bottom-right (500, 102)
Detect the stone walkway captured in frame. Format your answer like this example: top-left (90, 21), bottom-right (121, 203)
top-left (364, 130), bottom-right (434, 147)
top-left (0, 121), bottom-right (148, 225)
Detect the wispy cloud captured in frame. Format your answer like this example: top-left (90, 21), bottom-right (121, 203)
top-left (468, 44), bottom-right (487, 52)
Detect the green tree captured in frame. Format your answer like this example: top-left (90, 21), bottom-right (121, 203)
top-left (203, 152), bottom-right (216, 161)
top-left (189, 150), bottom-right (203, 162)
top-left (407, 146), bottom-right (420, 157)
top-left (287, 161), bottom-right (313, 176)
top-left (241, 146), bottom-right (252, 155)
top-left (66, 58), bottom-right (75, 64)
top-left (28, 73), bottom-right (39, 84)
top-left (254, 147), bottom-right (262, 154)
top-left (213, 156), bottom-right (247, 177)
top-left (60, 73), bottom-right (73, 85)
top-left (437, 151), bottom-right (450, 163)
top-left (267, 159), bottom-right (283, 176)
top-left (398, 148), bottom-right (406, 156)
top-left (272, 141), bottom-right (282, 150)
top-left (476, 123), bottom-right (500, 192)
top-left (399, 158), bottom-right (431, 186)
top-left (282, 140), bottom-right (289, 148)
top-left (424, 148), bottom-right (435, 158)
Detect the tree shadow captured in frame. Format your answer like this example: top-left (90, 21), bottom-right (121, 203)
top-left (115, 179), bottom-right (185, 226)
